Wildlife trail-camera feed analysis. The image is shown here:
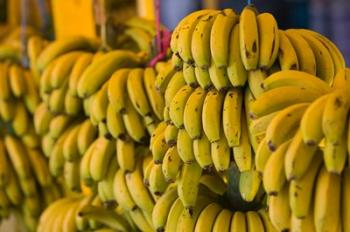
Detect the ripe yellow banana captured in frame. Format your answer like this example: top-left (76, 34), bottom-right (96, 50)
top-left (106, 103), bottom-right (126, 140)
top-left (255, 137), bottom-right (271, 173)
top-left (0, 62), bottom-right (11, 100)
top-left (203, 89), bottom-right (224, 142)
top-left (258, 209), bottom-right (278, 232)
top-left (150, 121), bottom-right (167, 149)
top-left (199, 174), bottom-right (227, 196)
top-left (49, 80), bottom-right (68, 114)
top-left (250, 86), bottom-right (322, 118)
top-left (0, 139), bottom-right (9, 187)
top-left (155, 61), bottom-right (177, 94)
top-left (211, 135), bottom-right (231, 172)
top-left (239, 169), bottom-right (261, 202)
top-left (91, 82), bottom-right (109, 123)
top-left (64, 91), bottom-right (83, 115)
top-left (291, 212), bottom-right (316, 232)
top-left (125, 27), bottom-right (152, 56)
top-left (151, 130), bottom-right (168, 163)
top-left (113, 168), bottom-right (137, 211)
top-left (63, 124), bottom-right (81, 162)
top-left (49, 114), bottom-right (72, 139)
top-left (289, 154), bottom-right (322, 218)
top-left (184, 87), bottom-right (207, 139)
top-left (257, 13), bottom-right (280, 69)
top-left (285, 29), bottom-right (316, 75)
top-left (149, 163), bottom-right (168, 196)
top-left (227, 24), bottom-right (248, 87)
top-left (342, 168), bottom-right (350, 232)
top-left (116, 138), bottom-right (136, 172)
top-left (0, 98), bottom-right (15, 122)
top-left (278, 30), bottom-right (299, 71)
top-left (194, 202), bottom-right (223, 232)
top-left (246, 211), bottom-right (265, 232)
top-left (77, 50), bottom-right (141, 98)
top-left (107, 68), bottom-right (130, 114)
top-left (129, 208), bottom-right (153, 232)
top-left (265, 103), bottom-right (308, 151)
top-left (230, 211), bottom-right (246, 232)
top-left (269, 184), bottom-right (291, 231)
top-left (63, 159), bottom-right (81, 192)
top-left (284, 129), bottom-right (318, 180)
top-left (223, 88), bottom-right (243, 147)
top-left (194, 66), bottom-right (213, 90)
top-left (248, 69), bottom-right (267, 98)
top-left (77, 119), bottom-right (97, 155)
top-left (233, 113), bottom-right (252, 172)
top-left (208, 62), bottom-right (231, 91)
top-left (164, 71), bottom-right (186, 106)
top-left (9, 64), bottom-right (26, 97)
top-left (12, 102), bottom-right (29, 136)
top-left (169, 85), bottom-right (194, 129)
top-left (68, 53), bottom-right (93, 96)
top-left (26, 148), bottom-right (52, 187)
top-left (263, 140), bottom-right (290, 195)
top-left (165, 197), bottom-right (184, 231)
top-left (314, 166), bottom-right (341, 232)
top-left (240, 6), bottom-right (259, 70)
top-left (323, 136), bottom-right (347, 174)
top-left (23, 71), bottom-right (40, 114)
top-left (210, 9), bottom-right (238, 68)
top-left (164, 123), bottom-right (178, 147)
top-left (171, 53), bottom-right (183, 70)
top-left (162, 145), bottom-right (182, 182)
top-left (143, 67), bottom-right (165, 120)
top-left (193, 133), bottom-right (213, 170)
top-left (183, 63), bottom-right (198, 88)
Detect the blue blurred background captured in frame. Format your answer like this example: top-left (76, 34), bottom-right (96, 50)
top-left (160, 0), bottom-right (350, 65)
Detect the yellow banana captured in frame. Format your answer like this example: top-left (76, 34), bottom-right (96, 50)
top-left (194, 66), bottom-right (213, 90)
top-left (194, 202), bottom-right (223, 232)
top-left (211, 135), bottom-right (231, 172)
top-left (230, 211), bottom-right (247, 232)
top-left (0, 139), bottom-right (9, 187)
top-left (314, 166), bottom-right (341, 232)
top-left (23, 71), bottom-right (40, 114)
top-left (91, 82), bottom-right (109, 123)
top-left (193, 133), bottom-right (213, 170)
top-left (233, 113), bottom-right (252, 171)
top-left (240, 6), bottom-right (259, 70)
top-left (342, 168), bottom-right (350, 232)
top-left (164, 71), bottom-right (186, 106)
top-left (151, 130), bottom-right (168, 163)
top-left (49, 114), bottom-right (72, 139)
top-left (269, 184), bottom-right (291, 231)
top-left (183, 87), bottom-right (207, 139)
top-left (258, 209), bottom-right (278, 232)
top-left (144, 67), bottom-right (165, 120)
top-left (278, 30), bottom-right (299, 71)
top-left (149, 163), bottom-right (168, 196)
top-left (210, 9), bottom-right (238, 67)
top-left (177, 129), bottom-right (196, 163)
top-left (165, 124), bottom-right (178, 147)
top-left (0, 62), bottom-right (11, 100)
top-left (255, 137), bottom-right (272, 173)
top-left (165, 197), bottom-right (184, 231)
top-left (125, 27), bottom-right (152, 56)
top-left (63, 124), bottom-right (81, 162)
top-left (199, 174), bottom-right (227, 196)
top-left (26, 148), bottom-right (52, 187)
top-left (106, 103), bottom-right (126, 140)
top-left (49, 80), bottom-right (68, 114)
top-left (0, 98), bottom-right (15, 122)
top-left (107, 68), bottom-right (130, 113)
top-left (290, 154), bottom-right (322, 218)
top-left (291, 212), bottom-right (316, 232)
top-left (183, 63), bottom-right (198, 88)
top-left (114, 169), bottom-right (137, 211)
top-left (239, 169), bottom-right (261, 202)
top-left (202, 90), bottom-right (225, 143)
top-left (208, 63), bottom-right (231, 91)
top-left (63, 159), bottom-right (81, 192)
top-left (246, 211), bottom-right (265, 232)
top-left (155, 62), bottom-right (177, 94)
top-left (150, 121), bottom-right (167, 149)
top-left (12, 102), bottom-right (29, 136)
top-left (212, 209), bottom-right (233, 232)
top-left (323, 136), bottom-right (347, 174)
top-left (248, 69), bottom-right (267, 99)
top-left (169, 85), bottom-right (194, 128)
top-left (171, 53), bottom-right (183, 70)
top-left (9, 64), bottom-right (26, 97)
top-left (68, 53), bottom-right (93, 96)
top-left (257, 13), bottom-right (280, 69)
top-left (129, 208), bottom-right (153, 232)
top-left (162, 145), bottom-right (182, 182)
top-left (285, 29), bottom-right (316, 75)
top-left (77, 119), bottom-right (97, 155)
top-left (116, 138), bottom-right (136, 172)
top-left (42, 134), bottom-right (56, 157)
top-left (40, 59), bottom-right (56, 94)
top-left (223, 88), bottom-right (243, 147)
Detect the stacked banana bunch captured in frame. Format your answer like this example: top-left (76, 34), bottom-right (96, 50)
top-left (37, 193), bottom-right (136, 232)
top-left (248, 67), bottom-right (350, 232)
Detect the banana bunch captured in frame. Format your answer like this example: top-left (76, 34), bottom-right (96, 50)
top-left (37, 194), bottom-right (135, 232)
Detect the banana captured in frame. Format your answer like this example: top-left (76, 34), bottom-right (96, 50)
top-left (255, 137), bottom-right (272, 173)
top-left (106, 103), bottom-right (126, 140)
top-left (246, 211), bottom-right (265, 232)
top-left (23, 71), bottom-right (40, 114)
top-left (40, 59), bottom-right (56, 94)
top-left (202, 89), bottom-right (224, 143)
top-left (125, 160), bottom-right (155, 213)
top-left (289, 154), bottom-right (322, 218)
top-left (107, 68), bottom-right (130, 113)
top-left (250, 86), bottom-right (322, 118)
top-left (177, 129), bottom-right (196, 163)
top-left (122, 96), bottom-right (148, 143)
top-left (91, 82), bottom-right (109, 123)
top-left (114, 168), bottom-right (137, 211)
top-left (26, 148), bottom-right (52, 187)
top-left (149, 163), bottom-right (168, 196)
top-left (269, 184), bottom-right (291, 231)
top-left (0, 139), bottom-right (9, 187)
top-left (144, 67), bottom-right (165, 120)
top-left (77, 50), bottom-right (141, 98)
top-left (184, 87), bottom-right (207, 139)
top-left (9, 64), bottom-right (26, 97)
top-left (223, 88), bottom-right (243, 147)
top-left (37, 36), bottom-right (97, 71)
top-left (230, 211), bottom-right (247, 232)
top-left (89, 137), bottom-right (116, 181)
top-left (68, 53), bottom-right (93, 96)
top-left (51, 51), bottom-right (85, 89)
top-left (165, 197), bottom-right (184, 231)
top-left (211, 135), bottom-right (231, 172)
top-left (12, 102), bottom-right (29, 136)
top-left (170, 9), bottom-right (215, 55)
top-left (64, 159), bottom-right (81, 192)
top-left (128, 208), bottom-right (153, 232)
top-left (163, 106), bottom-right (171, 123)
top-left (127, 68), bottom-right (151, 116)
top-left (194, 202), bottom-right (223, 232)
top-left (62, 200), bottom-right (81, 232)
top-left (98, 120), bottom-right (110, 139)
top-left (178, 161), bottom-right (203, 210)
top-left (262, 70), bottom-right (332, 94)
top-left (285, 29), bottom-right (316, 75)
top-left (0, 98), bottom-right (15, 122)
top-left (176, 195), bottom-right (213, 232)
top-left (191, 11), bottom-right (220, 68)
top-left (64, 91), bottom-right (82, 115)
top-left (155, 62), bottom-right (177, 94)
top-left (193, 133), bottom-right (213, 170)
top-left (63, 124), bottom-right (81, 161)
top-left (284, 130), bottom-right (318, 180)
top-left (249, 111), bottom-right (278, 149)
top-left (183, 63), bottom-right (198, 88)
top-left (42, 134), bottom-right (55, 157)
top-left (240, 6), bottom-right (259, 70)
top-left (265, 103), bottom-right (308, 151)
top-left (233, 112), bottom-right (252, 172)
top-left (4, 136), bottom-right (31, 179)
top-left (342, 168), bottom-right (350, 232)
top-left (79, 205), bottom-right (131, 231)
top-left (258, 209), bottom-right (278, 232)
top-left (0, 62), bottom-right (11, 100)
top-left (98, 158), bottom-right (118, 204)
top-left (194, 66), bottom-right (213, 90)
top-left (19, 176), bottom-right (38, 197)
top-left (263, 140), bottom-right (290, 195)
top-left (143, 158), bottom-right (154, 187)
top-left (212, 209), bottom-right (233, 232)
top-left (247, 69), bottom-right (266, 99)
top-left (208, 62), bottom-right (231, 91)
top-left (116, 138), bottom-right (136, 172)
top-left (150, 121), bottom-right (167, 149)
top-left (200, 174), bottom-right (227, 196)
top-left (151, 130), bottom-right (168, 163)
top-left (164, 71), bottom-right (186, 106)
top-left (239, 169), bottom-right (261, 202)
top-left (169, 85), bottom-right (194, 128)
top-left (257, 13), bottom-right (279, 69)
top-left (294, 29), bottom-right (334, 84)
top-left (324, 135), bottom-right (347, 174)
top-left (278, 30), bottom-right (299, 70)
top-left (49, 80), bottom-right (68, 114)
top-left (314, 166), bottom-right (341, 232)
top-left (80, 142), bottom-right (96, 187)
top-left (165, 124), bottom-right (178, 147)
top-left (125, 27), bottom-right (152, 56)
top-left (4, 165), bottom-right (22, 206)
top-left (162, 146), bottom-right (182, 182)
top-left (49, 114), bottom-right (72, 139)
top-left (77, 119), bottom-right (97, 155)
top-left (171, 53), bottom-right (183, 70)
top-left (291, 212), bottom-right (316, 232)
top-left (227, 24), bottom-right (248, 87)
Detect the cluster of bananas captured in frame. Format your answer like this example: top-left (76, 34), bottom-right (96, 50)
top-left (37, 193), bottom-right (135, 232)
